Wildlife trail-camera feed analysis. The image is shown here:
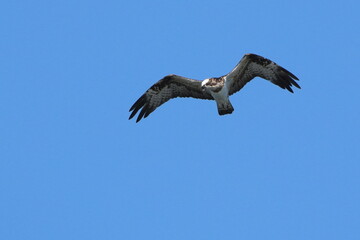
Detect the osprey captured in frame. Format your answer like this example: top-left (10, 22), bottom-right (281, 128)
top-left (129, 53), bottom-right (300, 122)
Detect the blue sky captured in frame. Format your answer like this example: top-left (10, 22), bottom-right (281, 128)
top-left (1, 0), bottom-right (360, 239)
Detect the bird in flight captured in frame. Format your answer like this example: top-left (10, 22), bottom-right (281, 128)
top-left (129, 53), bottom-right (300, 122)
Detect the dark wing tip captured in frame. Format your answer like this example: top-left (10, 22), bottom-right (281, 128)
top-left (135, 103), bottom-right (155, 123)
top-left (273, 66), bottom-right (301, 93)
top-left (282, 69), bottom-right (300, 90)
top-left (245, 53), bottom-right (300, 93)
top-left (286, 85), bottom-right (294, 93)
top-left (280, 66), bottom-right (299, 81)
top-left (129, 76), bottom-right (173, 122)
top-left (129, 94), bottom-right (146, 111)
top-left (129, 94), bottom-right (147, 122)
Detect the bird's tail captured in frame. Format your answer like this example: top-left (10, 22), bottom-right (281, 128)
top-left (217, 100), bottom-right (234, 115)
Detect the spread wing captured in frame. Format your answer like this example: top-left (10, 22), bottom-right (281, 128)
top-left (129, 74), bottom-right (213, 122)
top-left (225, 53), bottom-right (300, 95)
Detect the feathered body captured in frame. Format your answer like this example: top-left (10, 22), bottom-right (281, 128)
top-left (129, 53), bottom-right (300, 122)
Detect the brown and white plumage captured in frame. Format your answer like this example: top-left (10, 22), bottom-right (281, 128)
top-left (226, 53), bottom-right (300, 95)
top-left (129, 75), bottom-right (212, 122)
top-left (129, 53), bottom-right (300, 122)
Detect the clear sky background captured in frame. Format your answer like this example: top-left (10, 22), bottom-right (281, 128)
top-left (1, 0), bottom-right (360, 239)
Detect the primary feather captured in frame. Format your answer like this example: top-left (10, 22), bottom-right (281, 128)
top-left (129, 74), bottom-right (212, 122)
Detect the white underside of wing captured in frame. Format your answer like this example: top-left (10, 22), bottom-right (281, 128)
top-left (147, 88), bottom-right (172, 107)
top-left (249, 62), bottom-right (277, 81)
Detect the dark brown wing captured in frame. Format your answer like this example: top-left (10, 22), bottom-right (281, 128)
top-left (225, 53), bottom-right (300, 95)
top-left (129, 74), bottom-right (213, 122)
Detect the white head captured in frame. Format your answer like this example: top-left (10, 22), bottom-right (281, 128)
top-left (201, 78), bottom-right (210, 90)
